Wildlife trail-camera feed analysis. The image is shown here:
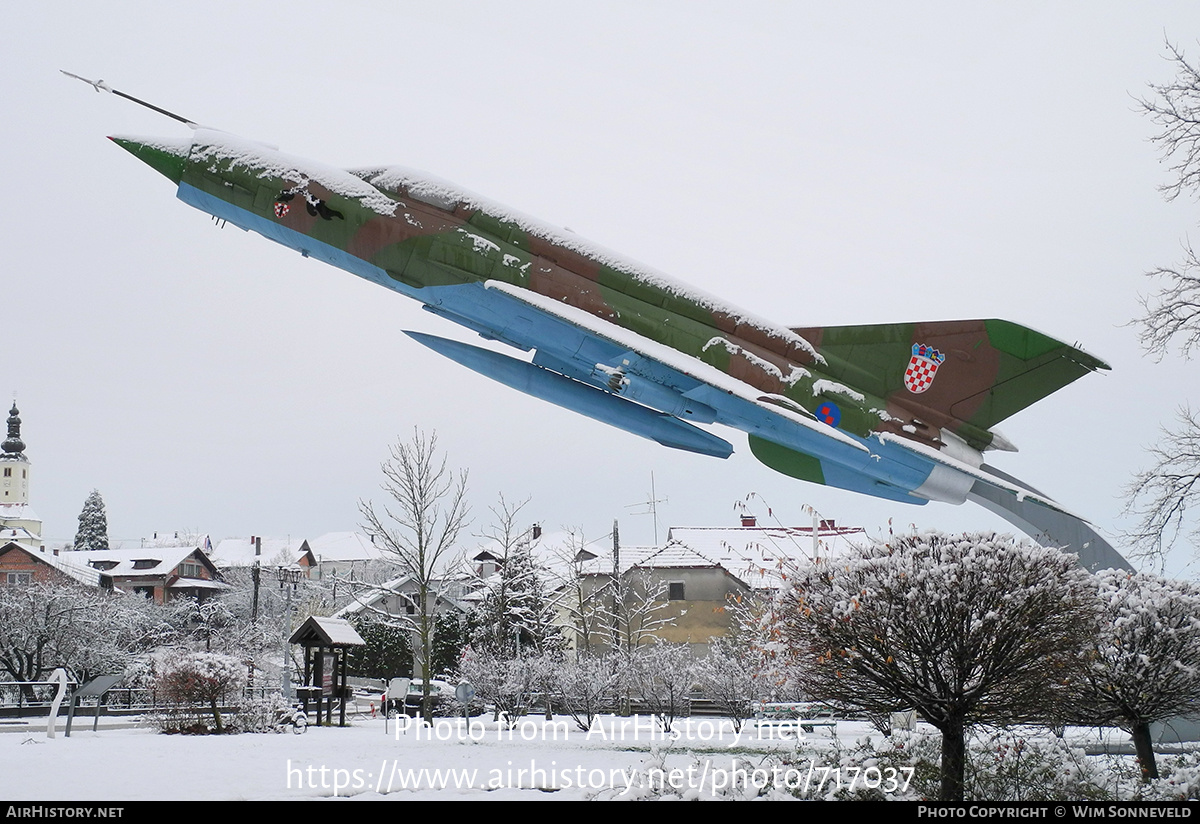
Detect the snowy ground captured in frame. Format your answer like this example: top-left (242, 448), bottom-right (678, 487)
top-left (0, 713), bottom-right (1139, 801)
top-left (0, 712), bottom-right (858, 801)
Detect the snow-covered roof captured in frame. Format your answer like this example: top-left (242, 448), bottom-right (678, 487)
top-left (0, 525), bottom-right (41, 543)
top-left (68, 547), bottom-right (212, 578)
top-left (39, 552), bottom-right (105, 588)
top-left (560, 523), bottom-right (866, 589)
top-left (168, 578), bottom-right (229, 591)
top-left (289, 616), bottom-right (365, 647)
top-left (114, 532), bottom-right (210, 550)
top-left (570, 540), bottom-right (754, 590)
top-left (666, 524), bottom-right (866, 585)
top-left (332, 574), bottom-right (411, 619)
top-left (0, 542), bottom-right (104, 588)
top-left (333, 573), bottom-right (478, 619)
top-left (0, 503), bottom-right (41, 522)
top-left (307, 532), bottom-right (383, 563)
top-left (630, 542), bottom-right (725, 570)
top-left (210, 537), bottom-right (314, 569)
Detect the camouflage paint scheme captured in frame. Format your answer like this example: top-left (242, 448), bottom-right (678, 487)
top-left (109, 130), bottom-right (1121, 564)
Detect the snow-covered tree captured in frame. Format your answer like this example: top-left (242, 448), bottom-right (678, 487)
top-left (783, 531), bottom-right (1097, 802)
top-left (156, 650), bottom-right (247, 733)
top-left (73, 489), bottom-right (109, 551)
top-left (553, 652), bottom-right (619, 732)
top-left (607, 567), bottom-right (671, 655)
top-left (458, 646), bottom-right (537, 728)
top-left (0, 583), bottom-right (174, 697)
top-left (626, 641), bottom-right (695, 733)
top-left (359, 429), bottom-right (470, 724)
top-left (471, 496), bottom-right (561, 657)
top-left (1079, 570), bottom-right (1200, 781)
top-left (694, 636), bottom-right (763, 731)
top-left (1128, 40), bottom-right (1200, 558)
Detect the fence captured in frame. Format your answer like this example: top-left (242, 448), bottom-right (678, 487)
top-left (0, 681), bottom-right (278, 719)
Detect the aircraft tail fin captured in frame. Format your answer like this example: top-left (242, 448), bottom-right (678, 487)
top-left (791, 319), bottom-right (1109, 444)
top-left (967, 464), bottom-right (1132, 572)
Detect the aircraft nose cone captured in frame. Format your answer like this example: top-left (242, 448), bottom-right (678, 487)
top-left (109, 135), bottom-right (190, 185)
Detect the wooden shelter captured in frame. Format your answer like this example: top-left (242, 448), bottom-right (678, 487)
top-left (289, 616), bottom-right (365, 727)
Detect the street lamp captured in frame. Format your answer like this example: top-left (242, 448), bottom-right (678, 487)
top-left (277, 565), bottom-right (304, 702)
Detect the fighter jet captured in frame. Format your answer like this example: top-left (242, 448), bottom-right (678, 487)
top-left (71, 75), bottom-right (1128, 570)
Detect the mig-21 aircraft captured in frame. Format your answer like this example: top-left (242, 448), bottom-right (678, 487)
top-left (69, 74), bottom-right (1129, 570)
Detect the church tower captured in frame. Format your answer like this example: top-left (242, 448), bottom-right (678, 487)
top-left (0, 401), bottom-right (43, 548)
top-left (2, 402), bottom-right (31, 504)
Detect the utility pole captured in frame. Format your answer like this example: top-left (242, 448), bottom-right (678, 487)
top-left (251, 536), bottom-right (262, 622)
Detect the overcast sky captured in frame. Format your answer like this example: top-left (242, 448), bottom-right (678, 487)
top-left (4, 2), bottom-right (1199, 572)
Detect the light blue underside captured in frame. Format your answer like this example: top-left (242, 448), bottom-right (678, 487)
top-left (178, 182), bottom-right (938, 503)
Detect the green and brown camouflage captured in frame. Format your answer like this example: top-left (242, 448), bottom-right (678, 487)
top-left (114, 132), bottom-right (1105, 455)
top-left (102, 125), bottom-right (1127, 570)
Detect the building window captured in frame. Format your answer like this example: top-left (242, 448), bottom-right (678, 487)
top-left (132, 559), bottom-right (158, 570)
top-left (6, 572), bottom-right (32, 586)
top-left (133, 586), bottom-right (154, 599)
top-left (668, 582), bottom-right (686, 601)
top-left (2, 468), bottom-right (9, 477)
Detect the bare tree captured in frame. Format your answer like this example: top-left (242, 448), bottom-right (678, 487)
top-left (626, 641), bottom-right (695, 733)
top-left (553, 652), bottom-right (619, 731)
top-left (607, 567), bottom-right (671, 655)
top-left (1129, 40), bottom-right (1200, 557)
top-left (546, 528), bottom-right (611, 657)
top-left (0, 583), bottom-right (171, 699)
top-left (694, 636), bottom-right (763, 732)
top-left (1126, 407), bottom-right (1200, 558)
top-left (359, 429), bottom-right (470, 723)
top-left (783, 531), bottom-right (1096, 802)
top-left (1078, 570), bottom-right (1200, 782)
top-left (1139, 40), bottom-right (1200, 203)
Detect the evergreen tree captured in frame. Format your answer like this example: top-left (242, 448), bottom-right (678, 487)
top-left (344, 615), bottom-right (412, 679)
top-left (74, 489), bottom-right (109, 551)
top-left (473, 529), bottom-right (561, 656)
top-left (432, 612), bottom-right (467, 677)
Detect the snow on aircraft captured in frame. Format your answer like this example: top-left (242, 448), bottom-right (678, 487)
top-left (68, 73), bottom-right (1130, 570)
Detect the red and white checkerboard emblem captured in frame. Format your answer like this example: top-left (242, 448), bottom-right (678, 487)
top-left (903, 343), bottom-right (945, 394)
top-left (274, 202), bottom-right (290, 218)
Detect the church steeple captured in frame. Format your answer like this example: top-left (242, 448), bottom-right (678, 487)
top-left (2, 402), bottom-right (26, 460)
top-left (0, 398), bottom-right (38, 547)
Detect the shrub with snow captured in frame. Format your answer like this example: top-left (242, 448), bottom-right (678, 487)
top-left (152, 651), bottom-right (247, 734)
top-left (783, 531), bottom-right (1097, 801)
top-left (1079, 569), bottom-right (1200, 781)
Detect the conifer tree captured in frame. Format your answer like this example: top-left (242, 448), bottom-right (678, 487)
top-left (74, 489), bottom-right (109, 551)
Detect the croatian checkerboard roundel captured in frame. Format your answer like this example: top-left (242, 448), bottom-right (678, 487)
top-left (274, 202), bottom-right (290, 218)
top-left (903, 343), bottom-right (945, 394)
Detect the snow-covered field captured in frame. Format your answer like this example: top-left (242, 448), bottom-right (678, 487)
top-left (0, 714), bottom-right (844, 801)
top-left (1, 713), bottom-right (1147, 801)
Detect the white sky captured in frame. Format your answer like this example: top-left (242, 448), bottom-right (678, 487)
top-left (4, 2), bottom-right (1199, 573)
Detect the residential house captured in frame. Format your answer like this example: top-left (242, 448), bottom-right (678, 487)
top-left (558, 516), bottom-right (865, 655)
top-left (0, 541), bottom-right (108, 589)
top-left (209, 536), bottom-right (317, 577)
top-left (69, 546), bottom-right (226, 604)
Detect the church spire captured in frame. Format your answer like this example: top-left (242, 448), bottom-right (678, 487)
top-left (2, 402), bottom-right (25, 459)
